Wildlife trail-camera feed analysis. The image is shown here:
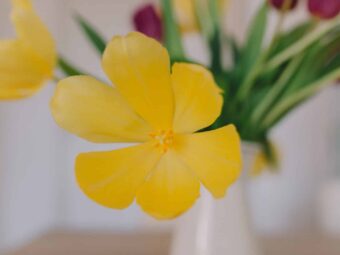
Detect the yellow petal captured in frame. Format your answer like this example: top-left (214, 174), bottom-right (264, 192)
top-left (0, 0), bottom-right (56, 99)
top-left (172, 63), bottom-right (223, 133)
top-left (51, 76), bottom-right (152, 143)
top-left (174, 0), bottom-right (198, 32)
top-left (173, 0), bottom-right (229, 32)
top-left (11, 0), bottom-right (56, 69)
top-left (76, 142), bottom-right (161, 209)
top-left (12, 0), bottom-right (31, 9)
top-left (251, 142), bottom-right (280, 177)
top-left (0, 40), bottom-right (49, 99)
top-left (136, 150), bottom-right (200, 219)
top-left (251, 151), bottom-right (267, 177)
top-left (102, 32), bottom-right (173, 130)
top-left (174, 125), bottom-right (241, 198)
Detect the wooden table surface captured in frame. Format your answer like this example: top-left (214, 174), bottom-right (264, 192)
top-left (8, 231), bottom-right (340, 255)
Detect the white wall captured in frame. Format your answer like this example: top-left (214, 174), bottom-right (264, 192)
top-left (0, 0), bottom-right (68, 251)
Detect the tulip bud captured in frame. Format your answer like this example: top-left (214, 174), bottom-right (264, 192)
top-left (269, 0), bottom-right (298, 11)
top-left (133, 4), bottom-right (163, 41)
top-left (308, 0), bottom-right (340, 19)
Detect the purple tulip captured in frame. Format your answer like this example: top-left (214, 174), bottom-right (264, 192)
top-left (269, 0), bottom-right (299, 11)
top-left (308, 0), bottom-right (340, 19)
top-left (133, 4), bottom-right (163, 41)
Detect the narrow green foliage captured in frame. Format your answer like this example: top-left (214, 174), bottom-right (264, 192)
top-left (160, 0), bottom-right (185, 62)
top-left (265, 19), bottom-right (339, 72)
top-left (208, 0), bottom-right (223, 74)
top-left (236, 3), bottom-right (268, 82)
top-left (58, 57), bottom-right (84, 76)
top-left (75, 14), bottom-right (106, 55)
top-left (231, 3), bottom-right (268, 104)
top-left (268, 21), bottom-right (313, 58)
top-left (263, 65), bottom-right (340, 129)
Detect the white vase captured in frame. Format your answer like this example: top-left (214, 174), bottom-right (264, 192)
top-left (171, 143), bottom-right (261, 255)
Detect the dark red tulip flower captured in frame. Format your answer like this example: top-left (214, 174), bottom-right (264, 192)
top-left (133, 4), bottom-right (163, 42)
top-left (308, 0), bottom-right (340, 19)
top-left (269, 0), bottom-right (299, 11)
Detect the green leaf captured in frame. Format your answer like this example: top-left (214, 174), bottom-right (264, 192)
top-left (208, 0), bottom-right (223, 73)
top-left (269, 21), bottom-right (313, 58)
top-left (223, 35), bottom-right (241, 66)
top-left (236, 3), bottom-right (268, 81)
top-left (75, 14), bottom-right (106, 55)
top-left (253, 28), bottom-right (340, 132)
top-left (231, 3), bottom-right (268, 102)
top-left (249, 54), bottom-right (305, 132)
top-left (231, 39), bottom-right (241, 66)
top-left (263, 63), bottom-right (340, 129)
top-left (209, 29), bottom-right (223, 74)
top-left (238, 86), bottom-right (271, 139)
top-left (265, 18), bottom-right (339, 72)
top-left (195, 0), bottom-right (214, 39)
top-left (282, 30), bottom-right (340, 96)
top-left (282, 42), bottom-right (324, 94)
top-left (58, 57), bottom-right (84, 76)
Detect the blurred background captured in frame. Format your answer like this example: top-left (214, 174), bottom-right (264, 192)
top-left (0, 0), bottom-right (339, 254)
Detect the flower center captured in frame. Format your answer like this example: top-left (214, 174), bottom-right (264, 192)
top-left (149, 130), bottom-right (174, 153)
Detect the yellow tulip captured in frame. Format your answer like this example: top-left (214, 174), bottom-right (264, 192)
top-left (173, 0), bottom-right (227, 32)
top-left (0, 0), bottom-right (56, 99)
top-left (50, 32), bottom-right (241, 219)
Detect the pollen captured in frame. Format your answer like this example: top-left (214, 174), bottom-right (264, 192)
top-left (149, 130), bottom-right (174, 153)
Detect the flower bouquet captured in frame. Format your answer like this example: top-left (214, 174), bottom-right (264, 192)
top-left (131, 0), bottom-right (340, 173)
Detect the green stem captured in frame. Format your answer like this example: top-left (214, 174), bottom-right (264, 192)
top-left (209, 30), bottom-right (223, 74)
top-left (246, 17), bottom-right (320, 135)
top-left (265, 18), bottom-right (339, 72)
top-left (262, 67), bottom-right (340, 128)
top-left (268, 0), bottom-right (293, 51)
top-left (208, 0), bottom-right (223, 73)
top-left (236, 3), bottom-right (287, 102)
top-left (250, 54), bottom-right (304, 126)
top-left (209, 0), bottom-right (220, 29)
top-left (195, 0), bottom-right (222, 73)
top-left (161, 0), bottom-right (185, 61)
top-left (75, 14), bottom-right (106, 55)
top-left (194, 0), bottom-right (214, 39)
top-left (58, 57), bottom-right (84, 76)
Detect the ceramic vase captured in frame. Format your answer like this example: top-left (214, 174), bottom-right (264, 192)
top-left (171, 143), bottom-right (261, 255)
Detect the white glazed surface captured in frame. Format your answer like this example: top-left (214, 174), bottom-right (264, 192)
top-left (170, 143), bottom-right (262, 255)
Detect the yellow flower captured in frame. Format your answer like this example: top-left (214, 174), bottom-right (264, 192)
top-left (173, 0), bottom-right (228, 32)
top-left (0, 0), bottom-right (56, 99)
top-left (251, 142), bottom-right (280, 177)
top-left (50, 32), bottom-right (241, 219)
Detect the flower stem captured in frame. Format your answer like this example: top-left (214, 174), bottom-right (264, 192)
top-left (262, 67), bottom-right (340, 128)
top-left (249, 53), bottom-right (304, 128)
top-left (265, 18), bottom-right (339, 72)
top-left (161, 0), bottom-right (185, 62)
top-left (236, 2), bottom-right (288, 102)
top-left (58, 57), bottom-right (84, 76)
top-left (208, 0), bottom-right (223, 74)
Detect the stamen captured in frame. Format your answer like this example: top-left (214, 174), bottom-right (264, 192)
top-left (149, 130), bottom-right (174, 153)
